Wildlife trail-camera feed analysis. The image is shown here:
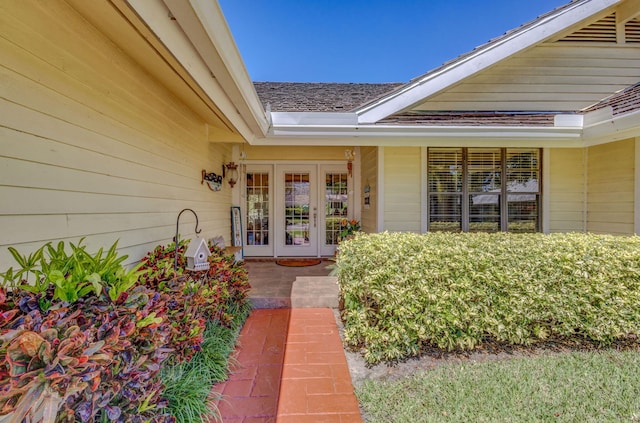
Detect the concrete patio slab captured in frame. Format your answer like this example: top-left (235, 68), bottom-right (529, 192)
top-left (291, 276), bottom-right (339, 308)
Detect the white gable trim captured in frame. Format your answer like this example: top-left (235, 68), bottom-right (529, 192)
top-left (356, 0), bottom-right (623, 124)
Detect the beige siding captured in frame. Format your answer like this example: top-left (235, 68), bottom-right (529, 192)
top-left (414, 45), bottom-right (640, 111)
top-left (383, 148), bottom-right (422, 232)
top-left (244, 146), bottom-right (348, 161)
top-left (0, 1), bottom-right (234, 268)
top-left (587, 139), bottom-right (635, 235)
top-left (548, 148), bottom-right (586, 232)
top-left (360, 147), bottom-right (378, 233)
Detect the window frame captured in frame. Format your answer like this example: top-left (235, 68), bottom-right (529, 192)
top-left (426, 147), bottom-right (542, 233)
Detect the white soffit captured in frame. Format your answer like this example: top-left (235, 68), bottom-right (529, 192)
top-left (355, 0), bottom-right (623, 124)
top-left (271, 112), bottom-right (358, 126)
top-left (154, 0), bottom-right (269, 138)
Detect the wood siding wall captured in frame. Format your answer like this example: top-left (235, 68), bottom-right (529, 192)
top-left (587, 139), bottom-right (635, 234)
top-left (383, 148), bottom-right (422, 232)
top-left (243, 146), bottom-right (347, 161)
top-left (360, 147), bottom-right (378, 233)
top-left (548, 148), bottom-right (586, 232)
top-left (414, 45), bottom-right (640, 112)
top-left (0, 1), bottom-right (233, 268)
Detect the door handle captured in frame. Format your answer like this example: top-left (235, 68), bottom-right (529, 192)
top-left (313, 207), bottom-right (317, 228)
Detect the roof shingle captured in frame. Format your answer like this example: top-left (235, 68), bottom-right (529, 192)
top-left (582, 82), bottom-right (640, 116)
top-left (377, 111), bottom-right (557, 126)
top-left (253, 82), bottom-right (403, 112)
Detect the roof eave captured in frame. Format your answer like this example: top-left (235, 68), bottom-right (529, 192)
top-left (262, 124), bottom-right (583, 148)
top-left (583, 108), bottom-right (640, 145)
top-left (133, 0), bottom-right (269, 139)
top-left (355, 0), bottom-right (623, 124)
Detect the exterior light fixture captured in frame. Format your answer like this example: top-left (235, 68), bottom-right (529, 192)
top-left (345, 149), bottom-right (356, 177)
top-left (225, 162), bottom-right (239, 188)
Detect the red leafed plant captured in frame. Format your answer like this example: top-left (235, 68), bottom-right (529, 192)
top-left (137, 242), bottom-right (250, 363)
top-left (0, 286), bottom-right (174, 423)
top-left (0, 238), bottom-right (250, 422)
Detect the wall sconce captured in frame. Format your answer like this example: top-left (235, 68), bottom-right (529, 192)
top-left (225, 162), bottom-right (239, 188)
top-left (345, 149), bottom-right (356, 177)
top-left (201, 169), bottom-right (223, 191)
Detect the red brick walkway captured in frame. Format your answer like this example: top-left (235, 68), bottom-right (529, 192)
top-left (211, 308), bottom-right (362, 422)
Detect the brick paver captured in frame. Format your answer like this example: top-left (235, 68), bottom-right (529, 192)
top-left (211, 308), bottom-right (362, 422)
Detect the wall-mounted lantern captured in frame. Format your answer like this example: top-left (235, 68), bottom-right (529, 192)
top-left (345, 149), bottom-right (356, 177)
top-left (225, 162), bottom-right (239, 188)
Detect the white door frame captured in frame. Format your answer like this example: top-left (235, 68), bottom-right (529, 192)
top-left (242, 164), bottom-right (274, 257)
top-left (241, 161), bottom-right (354, 257)
top-left (275, 164), bottom-right (318, 257)
top-left (318, 163), bottom-right (353, 257)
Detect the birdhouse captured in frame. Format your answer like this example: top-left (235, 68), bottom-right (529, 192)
top-left (184, 238), bottom-right (211, 271)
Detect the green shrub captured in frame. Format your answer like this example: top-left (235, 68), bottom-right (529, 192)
top-left (0, 239), bottom-right (251, 422)
top-left (336, 232), bottom-right (640, 364)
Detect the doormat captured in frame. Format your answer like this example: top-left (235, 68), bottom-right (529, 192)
top-left (276, 258), bottom-right (322, 267)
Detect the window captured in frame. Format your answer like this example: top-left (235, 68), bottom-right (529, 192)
top-left (427, 148), bottom-right (540, 232)
top-left (324, 172), bottom-right (348, 245)
top-left (246, 172), bottom-right (270, 245)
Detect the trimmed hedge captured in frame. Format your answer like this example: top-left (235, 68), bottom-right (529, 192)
top-left (336, 232), bottom-right (640, 365)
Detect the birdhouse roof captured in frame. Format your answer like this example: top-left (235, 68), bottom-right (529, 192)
top-left (184, 238), bottom-right (211, 258)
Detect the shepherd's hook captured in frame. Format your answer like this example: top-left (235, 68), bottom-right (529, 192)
top-left (174, 208), bottom-right (202, 273)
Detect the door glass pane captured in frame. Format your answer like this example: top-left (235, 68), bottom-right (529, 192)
top-left (325, 172), bottom-right (348, 245)
top-left (246, 173), bottom-right (269, 246)
top-left (284, 172), bottom-right (310, 246)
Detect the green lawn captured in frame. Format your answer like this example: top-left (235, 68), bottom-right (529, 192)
top-left (357, 350), bottom-right (640, 422)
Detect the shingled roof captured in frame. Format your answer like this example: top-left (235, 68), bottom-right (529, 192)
top-left (377, 111), bottom-right (557, 126)
top-left (253, 82), bottom-right (404, 112)
top-left (582, 82), bottom-right (640, 116)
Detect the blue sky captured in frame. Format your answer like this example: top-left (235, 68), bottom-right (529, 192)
top-left (219, 0), bottom-right (569, 83)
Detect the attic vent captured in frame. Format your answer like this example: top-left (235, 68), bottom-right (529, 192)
top-left (558, 13), bottom-right (617, 43)
top-left (627, 18), bottom-right (640, 43)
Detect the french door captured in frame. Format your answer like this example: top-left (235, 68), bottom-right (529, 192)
top-left (243, 163), bottom-right (349, 257)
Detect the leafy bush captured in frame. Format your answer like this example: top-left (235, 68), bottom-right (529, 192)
top-left (138, 243), bottom-right (250, 363)
top-left (337, 232), bottom-right (640, 364)
top-left (0, 286), bottom-right (173, 422)
top-left (0, 238), bottom-right (251, 422)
